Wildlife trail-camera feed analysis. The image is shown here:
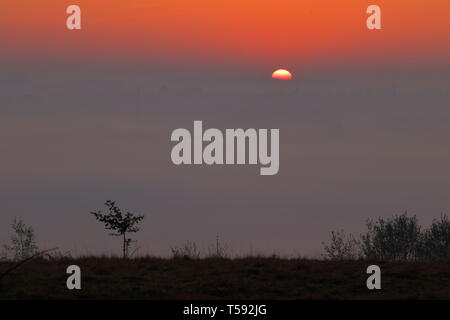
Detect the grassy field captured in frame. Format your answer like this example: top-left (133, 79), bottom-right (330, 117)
top-left (0, 257), bottom-right (449, 299)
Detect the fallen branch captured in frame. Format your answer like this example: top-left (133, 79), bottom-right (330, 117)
top-left (0, 248), bottom-right (58, 283)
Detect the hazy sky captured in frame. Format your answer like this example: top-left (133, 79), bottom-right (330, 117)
top-left (1, 1), bottom-right (450, 257)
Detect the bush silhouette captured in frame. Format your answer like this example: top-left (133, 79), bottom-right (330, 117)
top-left (418, 214), bottom-right (450, 260)
top-left (323, 212), bottom-right (449, 260)
top-left (361, 213), bottom-right (422, 260)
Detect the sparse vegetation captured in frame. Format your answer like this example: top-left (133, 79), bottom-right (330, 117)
top-left (170, 241), bottom-right (201, 259)
top-left (170, 237), bottom-right (230, 259)
top-left (1, 210), bottom-right (449, 299)
top-left (91, 200), bottom-right (144, 258)
top-left (207, 235), bottom-right (229, 258)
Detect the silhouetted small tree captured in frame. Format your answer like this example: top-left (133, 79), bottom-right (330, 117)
top-left (91, 200), bottom-right (144, 258)
top-left (3, 218), bottom-right (38, 261)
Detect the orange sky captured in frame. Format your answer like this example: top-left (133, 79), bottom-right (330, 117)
top-left (2, 0), bottom-right (450, 67)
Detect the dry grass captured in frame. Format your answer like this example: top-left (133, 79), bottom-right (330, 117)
top-left (0, 257), bottom-right (449, 299)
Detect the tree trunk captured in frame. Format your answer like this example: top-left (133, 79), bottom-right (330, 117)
top-left (123, 233), bottom-right (126, 258)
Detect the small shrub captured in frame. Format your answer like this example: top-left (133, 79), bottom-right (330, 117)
top-left (322, 230), bottom-right (360, 260)
top-left (3, 218), bottom-right (39, 261)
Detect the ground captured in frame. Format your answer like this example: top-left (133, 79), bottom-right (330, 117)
top-left (0, 257), bottom-right (449, 299)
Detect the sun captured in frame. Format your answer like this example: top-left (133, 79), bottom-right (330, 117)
top-left (272, 69), bottom-right (293, 80)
